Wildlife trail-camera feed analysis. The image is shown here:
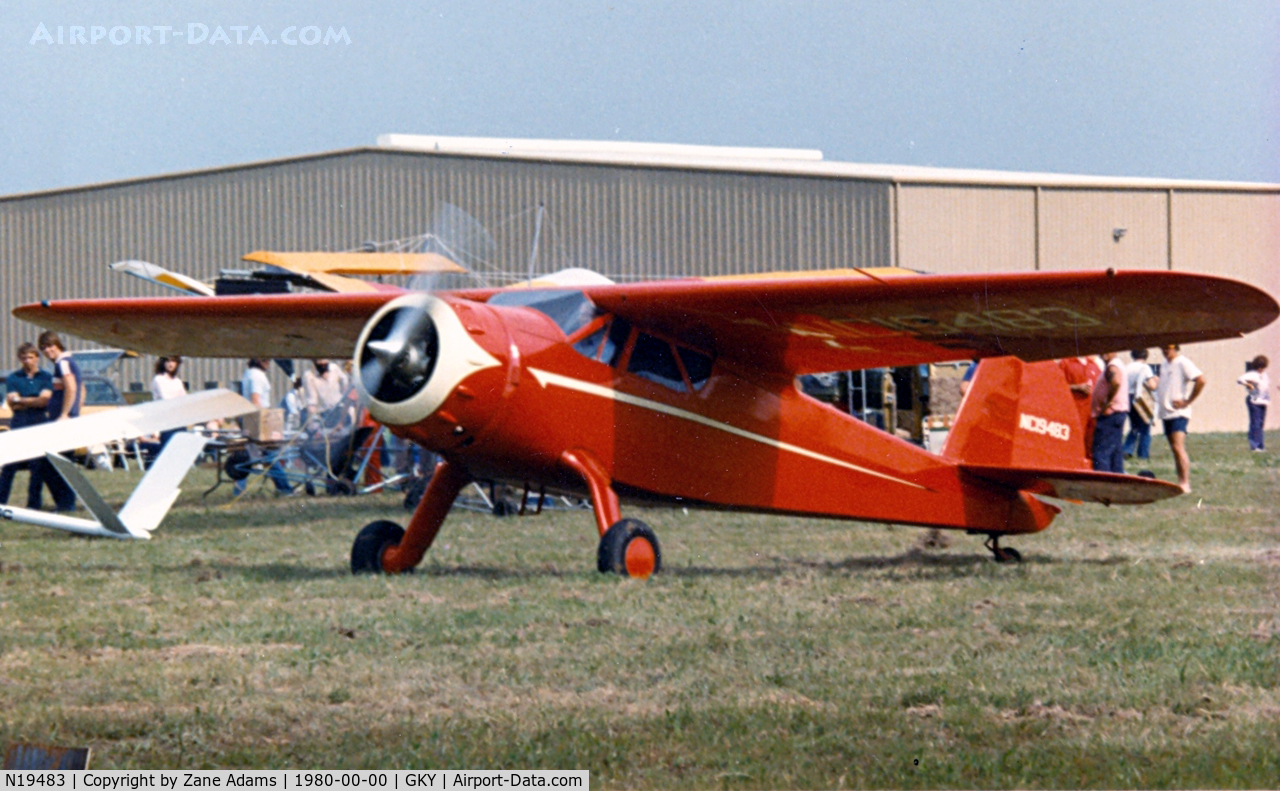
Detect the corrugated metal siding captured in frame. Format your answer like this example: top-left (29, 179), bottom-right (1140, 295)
top-left (0, 150), bottom-right (891, 391)
top-left (896, 185), bottom-right (1037, 273)
top-left (1, 149), bottom-right (1277, 434)
top-left (1038, 189), bottom-right (1170, 271)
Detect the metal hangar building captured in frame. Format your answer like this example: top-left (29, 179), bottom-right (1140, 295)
top-left (0, 134), bottom-right (1275, 432)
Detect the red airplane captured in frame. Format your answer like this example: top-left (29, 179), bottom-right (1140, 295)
top-left (15, 267), bottom-right (1278, 576)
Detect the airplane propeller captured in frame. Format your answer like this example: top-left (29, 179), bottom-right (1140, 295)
top-left (357, 303), bottom-right (439, 403)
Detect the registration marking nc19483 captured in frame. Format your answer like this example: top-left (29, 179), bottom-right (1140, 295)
top-left (1019, 413), bottom-right (1071, 441)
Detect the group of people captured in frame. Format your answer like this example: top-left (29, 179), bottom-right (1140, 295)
top-left (1061, 345), bottom-right (1205, 491)
top-left (0, 332), bottom-right (83, 512)
top-left (1061, 345), bottom-right (1273, 493)
top-left (242, 357), bottom-right (352, 424)
top-left (234, 357), bottom-right (353, 496)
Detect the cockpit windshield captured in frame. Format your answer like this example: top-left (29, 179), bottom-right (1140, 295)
top-left (487, 289), bottom-right (599, 338)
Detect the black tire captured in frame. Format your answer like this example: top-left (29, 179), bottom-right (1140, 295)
top-left (224, 450), bottom-right (252, 481)
top-left (350, 520), bottom-right (405, 574)
top-left (597, 518), bottom-right (662, 577)
top-left (995, 546), bottom-right (1023, 563)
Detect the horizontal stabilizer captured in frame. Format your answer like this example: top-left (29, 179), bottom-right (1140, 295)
top-left (961, 465), bottom-right (1184, 505)
top-left (46, 452), bottom-right (130, 535)
top-left (0, 389), bottom-right (253, 468)
top-left (30, 432), bottom-right (210, 539)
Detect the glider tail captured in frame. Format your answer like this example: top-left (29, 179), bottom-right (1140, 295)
top-left (943, 357), bottom-right (1181, 517)
top-left (45, 432), bottom-right (209, 538)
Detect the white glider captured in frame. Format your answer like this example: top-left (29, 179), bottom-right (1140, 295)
top-left (0, 389), bottom-right (255, 538)
top-left (0, 389), bottom-right (252, 467)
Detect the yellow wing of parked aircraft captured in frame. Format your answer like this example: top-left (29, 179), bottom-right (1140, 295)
top-left (111, 252), bottom-right (468, 297)
top-left (241, 251), bottom-right (467, 293)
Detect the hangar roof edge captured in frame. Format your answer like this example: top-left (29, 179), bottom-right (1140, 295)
top-left (3, 142), bottom-right (1278, 203)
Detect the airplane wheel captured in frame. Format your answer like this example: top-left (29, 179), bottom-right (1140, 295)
top-left (994, 546), bottom-right (1023, 563)
top-left (350, 520), bottom-right (405, 574)
top-left (225, 450), bottom-right (251, 481)
top-left (597, 518), bottom-right (661, 578)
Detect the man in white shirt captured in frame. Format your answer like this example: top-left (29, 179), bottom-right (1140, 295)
top-left (1155, 344), bottom-right (1206, 492)
top-left (240, 358), bottom-right (272, 407)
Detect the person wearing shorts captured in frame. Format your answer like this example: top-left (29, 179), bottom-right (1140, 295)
top-left (1155, 344), bottom-right (1205, 493)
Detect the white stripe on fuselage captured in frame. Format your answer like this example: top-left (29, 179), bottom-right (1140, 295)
top-left (527, 368), bottom-right (927, 490)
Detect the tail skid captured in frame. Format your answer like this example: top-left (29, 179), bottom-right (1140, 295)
top-left (2, 432), bottom-right (209, 539)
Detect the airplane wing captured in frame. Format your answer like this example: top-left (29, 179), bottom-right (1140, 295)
top-left (573, 268), bottom-right (1279, 373)
top-left (110, 260), bottom-right (216, 296)
top-left (0, 389), bottom-right (255, 467)
top-left (241, 250), bottom-right (467, 294)
top-left (13, 269), bottom-right (1278, 372)
top-left (13, 292), bottom-right (399, 358)
top-left (241, 250), bottom-right (466, 276)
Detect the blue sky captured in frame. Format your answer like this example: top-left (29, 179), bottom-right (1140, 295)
top-left (1, 1), bottom-right (1276, 196)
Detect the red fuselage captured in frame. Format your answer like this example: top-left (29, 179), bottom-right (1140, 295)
top-left (381, 296), bottom-right (1046, 537)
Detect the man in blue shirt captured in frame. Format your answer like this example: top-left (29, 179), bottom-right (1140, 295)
top-left (0, 342), bottom-right (54, 508)
top-left (38, 331), bottom-right (81, 512)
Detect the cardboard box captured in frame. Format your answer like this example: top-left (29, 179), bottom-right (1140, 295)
top-left (242, 408), bottom-right (285, 441)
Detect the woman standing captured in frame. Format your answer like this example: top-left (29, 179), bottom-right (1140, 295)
top-left (150, 356), bottom-right (187, 401)
top-left (1236, 355), bottom-right (1270, 452)
top-left (149, 356), bottom-right (188, 452)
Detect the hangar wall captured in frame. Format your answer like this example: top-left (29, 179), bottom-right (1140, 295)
top-left (0, 149), bottom-right (892, 395)
top-left (0, 145), bottom-right (1276, 433)
top-left (896, 182), bottom-right (1280, 432)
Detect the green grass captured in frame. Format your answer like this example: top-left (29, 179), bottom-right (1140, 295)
top-left (1, 432), bottom-right (1278, 787)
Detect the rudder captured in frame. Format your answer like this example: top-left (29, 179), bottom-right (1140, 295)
top-left (942, 357), bottom-right (1087, 470)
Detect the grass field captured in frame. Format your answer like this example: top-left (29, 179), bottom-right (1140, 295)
top-left (1, 432), bottom-right (1278, 787)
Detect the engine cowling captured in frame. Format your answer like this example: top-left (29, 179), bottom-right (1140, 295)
top-left (354, 293), bottom-right (502, 428)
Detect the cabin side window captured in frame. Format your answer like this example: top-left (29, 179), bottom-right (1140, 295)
top-left (677, 346), bottom-right (713, 390)
top-left (627, 332), bottom-right (688, 392)
top-left (570, 315), bottom-right (632, 365)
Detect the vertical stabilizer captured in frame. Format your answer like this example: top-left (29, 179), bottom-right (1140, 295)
top-left (942, 357), bottom-right (1088, 470)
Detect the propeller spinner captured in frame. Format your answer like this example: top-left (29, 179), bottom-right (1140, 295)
top-left (358, 306), bottom-right (439, 403)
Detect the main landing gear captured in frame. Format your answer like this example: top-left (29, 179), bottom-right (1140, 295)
top-left (350, 451), bottom-right (662, 578)
top-left (597, 518), bottom-right (662, 578)
top-left (561, 448), bottom-right (662, 578)
top-left (984, 534), bottom-right (1023, 563)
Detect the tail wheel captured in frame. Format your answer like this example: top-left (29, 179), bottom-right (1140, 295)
top-left (597, 518), bottom-right (661, 578)
top-left (351, 520), bottom-right (405, 574)
top-left (984, 534), bottom-right (1023, 563)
